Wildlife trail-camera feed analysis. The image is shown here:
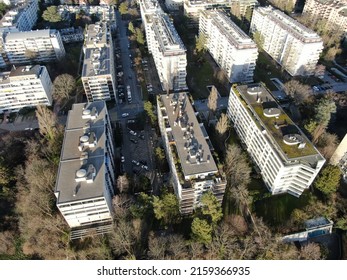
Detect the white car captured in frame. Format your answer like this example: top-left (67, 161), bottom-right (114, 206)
top-left (121, 155), bottom-right (125, 163)
top-left (129, 130), bottom-right (137, 136)
top-left (122, 113), bottom-right (129, 118)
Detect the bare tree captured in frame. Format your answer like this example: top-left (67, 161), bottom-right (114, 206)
top-left (224, 145), bottom-right (251, 188)
top-left (207, 86), bottom-right (218, 123)
top-left (52, 74), bottom-right (76, 102)
top-left (215, 113), bottom-right (230, 136)
top-left (117, 175), bottom-right (129, 193)
top-left (147, 232), bottom-right (166, 260)
top-left (36, 105), bottom-right (60, 142)
top-left (284, 80), bottom-right (313, 105)
top-left (300, 243), bottom-right (322, 260)
top-left (317, 132), bottom-right (339, 161)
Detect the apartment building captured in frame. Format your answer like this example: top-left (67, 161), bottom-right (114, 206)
top-left (165, 0), bottom-right (184, 10)
top-left (81, 22), bottom-right (116, 102)
top-left (303, 0), bottom-right (347, 33)
top-left (3, 29), bottom-right (66, 65)
top-left (0, 65), bottom-right (52, 113)
top-left (55, 101), bottom-right (116, 239)
top-left (139, 0), bottom-right (187, 91)
top-left (184, 0), bottom-right (258, 23)
top-left (0, 0), bottom-right (38, 32)
top-left (227, 84), bottom-right (325, 197)
top-left (199, 9), bottom-right (258, 83)
top-left (157, 92), bottom-right (226, 214)
top-left (59, 27), bottom-right (84, 43)
top-left (250, 6), bottom-right (323, 76)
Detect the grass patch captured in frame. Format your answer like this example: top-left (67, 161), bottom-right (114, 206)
top-left (254, 191), bottom-right (312, 226)
top-left (187, 57), bottom-right (214, 99)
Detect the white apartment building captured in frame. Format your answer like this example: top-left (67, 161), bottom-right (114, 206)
top-left (0, 65), bottom-right (52, 113)
top-left (165, 0), bottom-right (184, 10)
top-left (303, 0), bottom-right (347, 33)
top-left (157, 93), bottom-right (226, 214)
top-left (0, 0), bottom-right (38, 32)
top-left (55, 101), bottom-right (116, 239)
top-left (4, 29), bottom-right (66, 65)
top-left (250, 6), bottom-right (323, 76)
top-left (227, 84), bottom-right (325, 197)
top-left (81, 22), bottom-right (116, 102)
top-left (184, 0), bottom-right (258, 23)
top-left (139, 0), bottom-right (187, 91)
top-left (199, 9), bottom-right (258, 83)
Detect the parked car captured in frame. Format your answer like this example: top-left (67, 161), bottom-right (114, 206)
top-left (132, 160), bottom-right (140, 166)
top-left (129, 129), bottom-right (137, 136)
top-left (122, 113), bottom-right (129, 118)
top-left (121, 155), bottom-right (125, 163)
top-left (130, 138), bottom-right (138, 144)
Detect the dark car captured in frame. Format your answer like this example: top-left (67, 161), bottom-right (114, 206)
top-left (130, 138), bottom-right (138, 144)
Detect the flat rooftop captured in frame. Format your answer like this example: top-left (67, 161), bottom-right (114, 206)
top-left (82, 46), bottom-right (111, 77)
top-left (152, 13), bottom-right (186, 55)
top-left (84, 22), bottom-right (108, 48)
top-left (5, 29), bottom-right (56, 41)
top-left (160, 93), bottom-right (218, 177)
top-left (55, 101), bottom-right (108, 204)
top-left (305, 217), bottom-right (333, 230)
top-left (233, 84), bottom-right (323, 162)
top-left (202, 10), bottom-right (257, 49)
top-left (0, 65), bottom-right (42, 85)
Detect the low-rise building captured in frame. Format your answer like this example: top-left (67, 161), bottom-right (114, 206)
top-left (250, 6), bottom-right (323, 76)
top-left (227, 84), bottom-right (325, 197)
top-left (59, 27), bottom-right (84, 43)
top-left (81, 22), bottom-right (116, 102)
top-left (55, 101), bottom-right (116, 239)
top-left (157, 92), bottom-right (226, 214)
top-left (199, 9), bottom-right (258, 83)
top-left (0, 65), bottom-right (52, 113)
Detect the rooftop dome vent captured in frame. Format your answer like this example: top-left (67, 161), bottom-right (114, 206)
top-left (80, 135), bottom-right (89, 143)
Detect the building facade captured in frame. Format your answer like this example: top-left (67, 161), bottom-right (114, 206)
top-left (0, 65), bottom-right (52, 113)
top-left (139, 0), bottom-right (188, 91)
top-left (4, 29), bottom-right (66, 65)
top-left (250, 6), bottom-right (323, 76)
top-left (0, 0), bottom-right (38, 32)
top-left (227, 84), bottom-right (325, 197)
top-left (184, 0), bottom-right (258, 24)
top-left (55, 101), bottom-right (116, 239)
top-left (81, 22), bottom-right (116, 102)
top-left (157, 93), bottom-right (226, 214)
top-left (303, 0), bottom-right (347, 33)
top-left (199, 9), bottom-right (258, 83)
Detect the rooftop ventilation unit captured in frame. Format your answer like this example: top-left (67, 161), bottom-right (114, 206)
top-left (82, 107), bottom-right (98, 120)
top-left (74, 164), bottom-right (96, 183)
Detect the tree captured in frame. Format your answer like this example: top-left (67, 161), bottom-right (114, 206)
top-left (152, 193), bottom-right (181, 226)
top-left (300, 243), bottom-right (322, 260)
top-left (310, 98), bottom-right (336, 143)
top-left (283, 80), bottom-right (313, 105)
top-left (316, 132), bottom-right (339, 161)
top-left (200, 192), bottom-right (223, 225)
top-left (144, 101), bottom-right (157, 125)
top-left (195, 33), bottom-right (207, 53)
top-left (130, 192), bottom-right (153, 219)
top-left (135, 28), bottom-right (145, 45)
top-left (215, 113), bottom-right (230, 136)
top-left (252, 31), bottom-right (264, 50)
top-left (207, 86), bottom-right (218, 122)
top-left (117, 175), bottom-right (129, 193)
top-left (0, 156), bottom-right (12, 187)
top-left (155, 147), bottom-right (165, 162)
top-left (314, 164), bottom-right (341, 196)
top-left (119, 2), bottom-right (129, 16)
top-left (128, 22), bottom-right (135, 34)
top-left (224, 145), bottom-right (251, 189)
top-left (324, 46), bottom-right (342, 61)
top-left (42, 6), bottom-right (62, 23)
top-left (36, 106), bottom-right (60, 142)
top-left (52, 74), bottom-right (76, 101)
top-left (191, 218), bottom-right (213, 245)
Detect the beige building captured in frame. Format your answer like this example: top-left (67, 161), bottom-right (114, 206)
top-left (303, 0), bottom-right (347, 33)
top-left (157, 93), bottom-right (226, 214)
